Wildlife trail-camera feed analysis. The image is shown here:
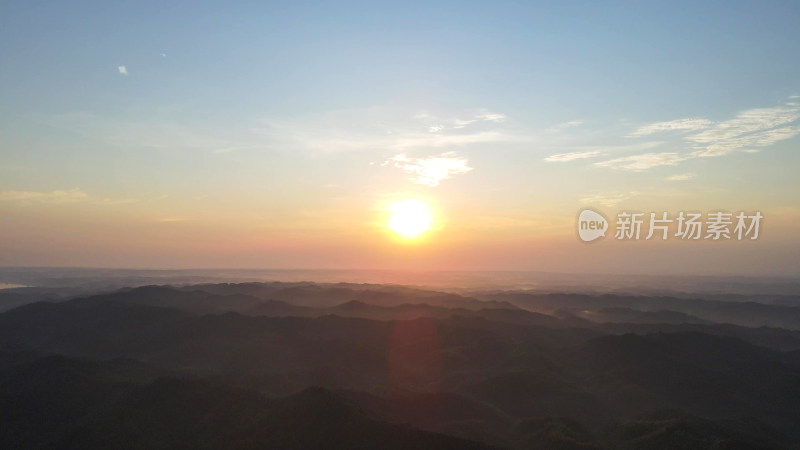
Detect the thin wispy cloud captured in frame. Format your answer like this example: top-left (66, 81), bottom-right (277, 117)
top-left (0, 188), bottom-right (141, 205)
top-left (687, 106), bottom-right (800, 157)
top-left (211, 145), bottom-right (270, 154)
top-left (547, 120), bottom-right (583, 133)
top-left (628, 118), bottom-right (713, 137)
top-left (689, 106), bottom-right (798, 143)
top-left (580, 191), bottom-right (637, 207)
top-left (544, 151), bottom-right (600, 162)
top-left (0, 188), bottom-right (90, 203)
top-left (666, 173), bottom-right (696, 181)
top-left (416, 109), bottom-right (507, 131)
top-left (694, 125), bottom-right (800, 157)
top-left (451, 110), bottom-right (506, 129)
top-left (42, 108), bottom-right (516, 160)
top-left (595, 152), bottom-right (689, 171)
top-left (545, 141), bottom-right (664, 159)
top-left (259, 107), bottom-right (520, 153)
top-left (283, 130), bottom-right (509, 153)
top-left (386, 152), bottom-right (473, 186)
top-left (118, 66), bottom-right (128, 75)
top-left (596, 99), bottom-right (800, 171)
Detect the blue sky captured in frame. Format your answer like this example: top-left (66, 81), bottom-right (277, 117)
top-left (4, 2), bottom-right (798, 117)
top-left (1, 1), bottom-right (799, 275)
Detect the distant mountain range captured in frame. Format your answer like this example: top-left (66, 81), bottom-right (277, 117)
top-left (1, 281), bottom-right (800, 448)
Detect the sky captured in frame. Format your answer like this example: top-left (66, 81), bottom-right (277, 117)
top-left (1, 1), bottom-right (799, 276)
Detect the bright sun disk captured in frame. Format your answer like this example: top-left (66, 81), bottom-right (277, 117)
top-left (388, 200), bottom-right (433, 239)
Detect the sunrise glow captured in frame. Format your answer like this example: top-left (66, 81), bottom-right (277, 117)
top-left (387, 200), bottom-right (433, 239)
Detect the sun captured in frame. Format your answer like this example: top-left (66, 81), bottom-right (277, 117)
top-left (387, 199), bottom-right (433, 239)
